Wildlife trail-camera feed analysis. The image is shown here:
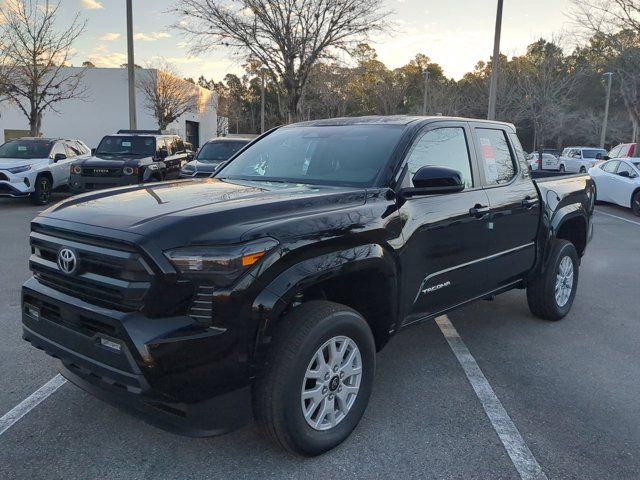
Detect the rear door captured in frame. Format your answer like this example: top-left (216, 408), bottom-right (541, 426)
top-left (611, 161), bottom-right (639, 207)
top-left (470, 125), bottom-right (540, 289)
top-left (397, 121), bottom-right (492, 325)
top-left (597, 160), bottom-right (620, 202)
top-left (49, 142), bottom-right (69, 187)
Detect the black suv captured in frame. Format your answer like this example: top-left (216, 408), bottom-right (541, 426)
top-left (22, 116), bottom-right (594, 456)
top-left (69, 130), bottom-right (192, 192)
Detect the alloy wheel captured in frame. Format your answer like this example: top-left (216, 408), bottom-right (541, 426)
top-left (555, 256), bottom-right (574, 307)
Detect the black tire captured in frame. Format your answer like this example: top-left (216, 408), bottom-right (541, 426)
top-left (253, 300), bottom-right (376, 456)
top-left (632, 190), bottom-right (640, 217)
top-left (527, 239), bottom-right (579, 321)
top-left (30, 175), bottom-right (52, 205)
top-left (559, 164), bottom-right (566, 173)
top-left (579, 166), bottom-right (586, 173)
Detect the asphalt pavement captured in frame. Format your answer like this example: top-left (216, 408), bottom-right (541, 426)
top-left (0, 196), bottom-right (639, 480)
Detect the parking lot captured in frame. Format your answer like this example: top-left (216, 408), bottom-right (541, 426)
top-left (1, 196), bottom-right (639, 480)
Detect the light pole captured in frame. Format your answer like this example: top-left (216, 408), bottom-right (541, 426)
top-left (422, 71), bottom-right (429, 116)
top-left (126, 0), bottom-right (137, 130)
top-left (260, 70), bottom-right (265, 134)
top-left (487, 0), bottom-right (504, 120)
top-left (600, 72), bottom-right (613, 149)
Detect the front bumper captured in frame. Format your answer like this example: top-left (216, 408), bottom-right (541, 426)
top-left (22, 277), bottom-right (252, 436)
top-left (69, 173), bottom-right (139, 192)
top-left (0, 170), bottom-right (37, 196)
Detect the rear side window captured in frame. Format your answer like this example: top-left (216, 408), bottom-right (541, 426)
top-left (508, 132), bottom-right (529, 176)
top-left (405, 127), bottom-right (473, 188)
top-left (475, 128), bottom-right (516, 186)
top-left (608, 145), bottom-right (622, 158)
top-left (616, 162), bottom-right (638, 178)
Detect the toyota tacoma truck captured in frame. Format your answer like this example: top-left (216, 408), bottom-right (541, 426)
top-left (22, 116), bottom-right (594, 456)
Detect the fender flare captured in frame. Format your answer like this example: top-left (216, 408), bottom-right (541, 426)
top-left (250, 243), bottom-right (397, 360)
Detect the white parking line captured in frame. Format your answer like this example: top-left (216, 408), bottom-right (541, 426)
top-left (595, 209), bottom-right (640, 227)
top-left (0, 374), bottom-right (66, 437)
top-left (436, 315), bottom-right (548, 480)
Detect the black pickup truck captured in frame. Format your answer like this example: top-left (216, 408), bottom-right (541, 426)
top-left (22, 116), bottom-right (594, 456)
top-left (69, 130), bottom-right (192, 192)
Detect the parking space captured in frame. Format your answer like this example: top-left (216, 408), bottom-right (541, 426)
top-left (1, 199), bottom-right (639, 479)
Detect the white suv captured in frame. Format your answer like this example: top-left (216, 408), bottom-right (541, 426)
top-left (0, 137), bottom-right (90, 205)
top-left (558, 147), bottom-right (607, 173)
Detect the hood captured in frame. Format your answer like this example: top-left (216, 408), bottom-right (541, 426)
top-left (40, 178), bottom-right (367, 246)
top-left (0, 157), bottom-right (48, 171)
top-left (80, 154), bottom-right (152, 168)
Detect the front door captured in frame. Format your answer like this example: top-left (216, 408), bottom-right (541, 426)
top-left (398, 123), bottom-right (492, 325)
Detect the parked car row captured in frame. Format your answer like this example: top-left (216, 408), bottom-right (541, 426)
top-left (589, 159), bottom-right (640, 216)
top-left (0, 131), bottom-right (251, 205)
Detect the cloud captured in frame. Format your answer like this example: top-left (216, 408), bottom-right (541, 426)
top-left (133, 32), bottom-right (172, 42)
top-left (99, 32), bottom-right (120, 41)
top-left (80, 0), bottom-right (104, 10)
top-left (87, 52), bottom-right (127, 68)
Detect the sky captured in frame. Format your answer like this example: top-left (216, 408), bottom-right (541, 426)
top-left (65, 0), bottom-right (576, 81)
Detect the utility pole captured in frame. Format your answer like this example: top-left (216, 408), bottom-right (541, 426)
top-left (126, 0), bottom-right (137, 130)
top-left (487, 0), bottom-right (504, 120)
top-left (600, 72), bottom-right (613, 148)
top-left (422, 71), bottom-right (429, 115)
top-left (260, 70), bottom-right (265, 134)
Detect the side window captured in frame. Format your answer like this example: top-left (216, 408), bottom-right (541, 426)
top-left (164, 138), bottom-right (177, 155)
top-left (65, 142), bottom-right (82, 157)
top-left (617, 162), bottom-right (637, 178)
top-left (405, 127), bottom-right (473, 188)
top-left (609, 146), bottom-right (622, 158)
top-left (175, 139), bottom-right (185, 153)
top-left (508, 132), bottom-right (529, 176)
top-left (50, 142), bottom-right (67, 159)
top-left (602, 160), bottom-right (620, 173)
top-left (475, 128), bottom-right (516, 186)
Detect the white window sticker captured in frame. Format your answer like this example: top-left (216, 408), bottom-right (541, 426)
top-left (122, 141), bottom-right (132, 147)
top-left (18, 146), bottom-right (27, 151)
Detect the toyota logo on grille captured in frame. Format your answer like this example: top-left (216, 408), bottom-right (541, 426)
top-left (57, 248), bottom-right (79, 275)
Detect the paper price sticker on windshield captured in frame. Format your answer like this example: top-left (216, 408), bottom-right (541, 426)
top-left (122, 141), bottom-right (132, 147)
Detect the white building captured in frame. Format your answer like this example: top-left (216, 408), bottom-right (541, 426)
top-left (0, 67), bottom-right (218, 148)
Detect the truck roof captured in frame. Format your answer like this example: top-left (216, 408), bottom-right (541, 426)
top-left (289, 115), bottom-right (515, 129)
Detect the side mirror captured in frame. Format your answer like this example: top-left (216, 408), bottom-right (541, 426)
top-left (618, 170), bottom-right (631, 178)
top-left (53, 153), bottom-right (67, 162)
top-left (91, 148), bottom-right (96, 156)
top-left (186, 152), bottom-right (194, 161)
top-left (159, 147), bottom-right (169, 159)
top-left (402, 166), bottom-right (465, 197)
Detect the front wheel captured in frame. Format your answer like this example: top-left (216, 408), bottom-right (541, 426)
top-left (579, 166), bottom-right (586, 173)
top-left (527, 239), bottom-right (579, 321)
top-left (632, 190), bottom-right (640, 216)
top-left (559, 164), bottom-right (566, 173)
top-left (30, 175), bottom-right (52, 205)
top-left (253, 301), bottom-right (376, 456)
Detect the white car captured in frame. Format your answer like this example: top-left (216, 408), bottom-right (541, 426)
top-left (558, 147), bottom-right (608, 173)
top-left (0, 137), bottom-right (90, 204)
top-left (589, 158), bottom-right (640, 216)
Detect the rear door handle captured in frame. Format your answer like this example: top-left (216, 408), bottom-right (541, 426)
top-left (469, 204), bottom-right (490, 218)
top-left (521, 196), bottom-right (539, 209)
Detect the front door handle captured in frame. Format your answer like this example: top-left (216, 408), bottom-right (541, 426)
top-left (469, 204), bottom-right (490, 218)
top-left (521, 196), bottom-right (539, 209)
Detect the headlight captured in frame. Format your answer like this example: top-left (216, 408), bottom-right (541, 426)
top-left (123, 166), bottom-right (137, 176)
top-left (71, 165), bottom-right (82, 175)
top-left (164, 238), bottom-right (279, 286)
top-left (8, 165), bottom-right (32, 174)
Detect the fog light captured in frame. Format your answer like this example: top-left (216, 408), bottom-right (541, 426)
top-left (25, 304), bottom-right (40, 320)
top-left (24, 177), bottom-right (30, 187)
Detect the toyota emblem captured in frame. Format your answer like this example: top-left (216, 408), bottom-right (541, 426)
top-left (57, 248), bottom-right (79, 275)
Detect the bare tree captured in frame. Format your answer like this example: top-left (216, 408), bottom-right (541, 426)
top-left (0, 0), bottom-right (86, 136)
top-left (173, 0), bottom-right (389, 122)
top-left (138, 59), bottom-right (200, 130)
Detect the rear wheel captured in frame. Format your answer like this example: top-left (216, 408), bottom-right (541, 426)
top-left (527, 239), bottom-right (579, 321)
top-left (30, 175), bottom-right (52, 205)
top-left (253, 301), bottom-right (376, 456)
top-left (579, 166), bottom-right (586, 173)
top-left (632, 190), bottom-right (640, 216)
top-left (559, 164), bottom-right (566, 173)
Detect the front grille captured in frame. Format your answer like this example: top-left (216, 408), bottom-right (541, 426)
top-left (0, 172), bottom-right (8, 181)
top-left (189, 286), bottom-right (214, 323)
top-left (0, 184), bottom-right (12, 192)
top-left (29, 224), bottom-right (153, 311)
top-left (82, 167), bottom-right (121, 177)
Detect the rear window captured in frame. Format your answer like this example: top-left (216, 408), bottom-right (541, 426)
top-left (583, 149), bottom-right (607, 159)
top-left (197, 141), bottom-right (248, 163)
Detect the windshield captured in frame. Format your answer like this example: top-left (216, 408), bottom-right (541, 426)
top-left (217, 125), bottom-right (405, 187)
top-left (583, 149), bottom-right (607, 159)
top-left (96, 136), bottom-right (156, 156)
top-left (0, 140), bottom-right (52, 159)
top-left (197, 141), bottom-right (248, 163)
